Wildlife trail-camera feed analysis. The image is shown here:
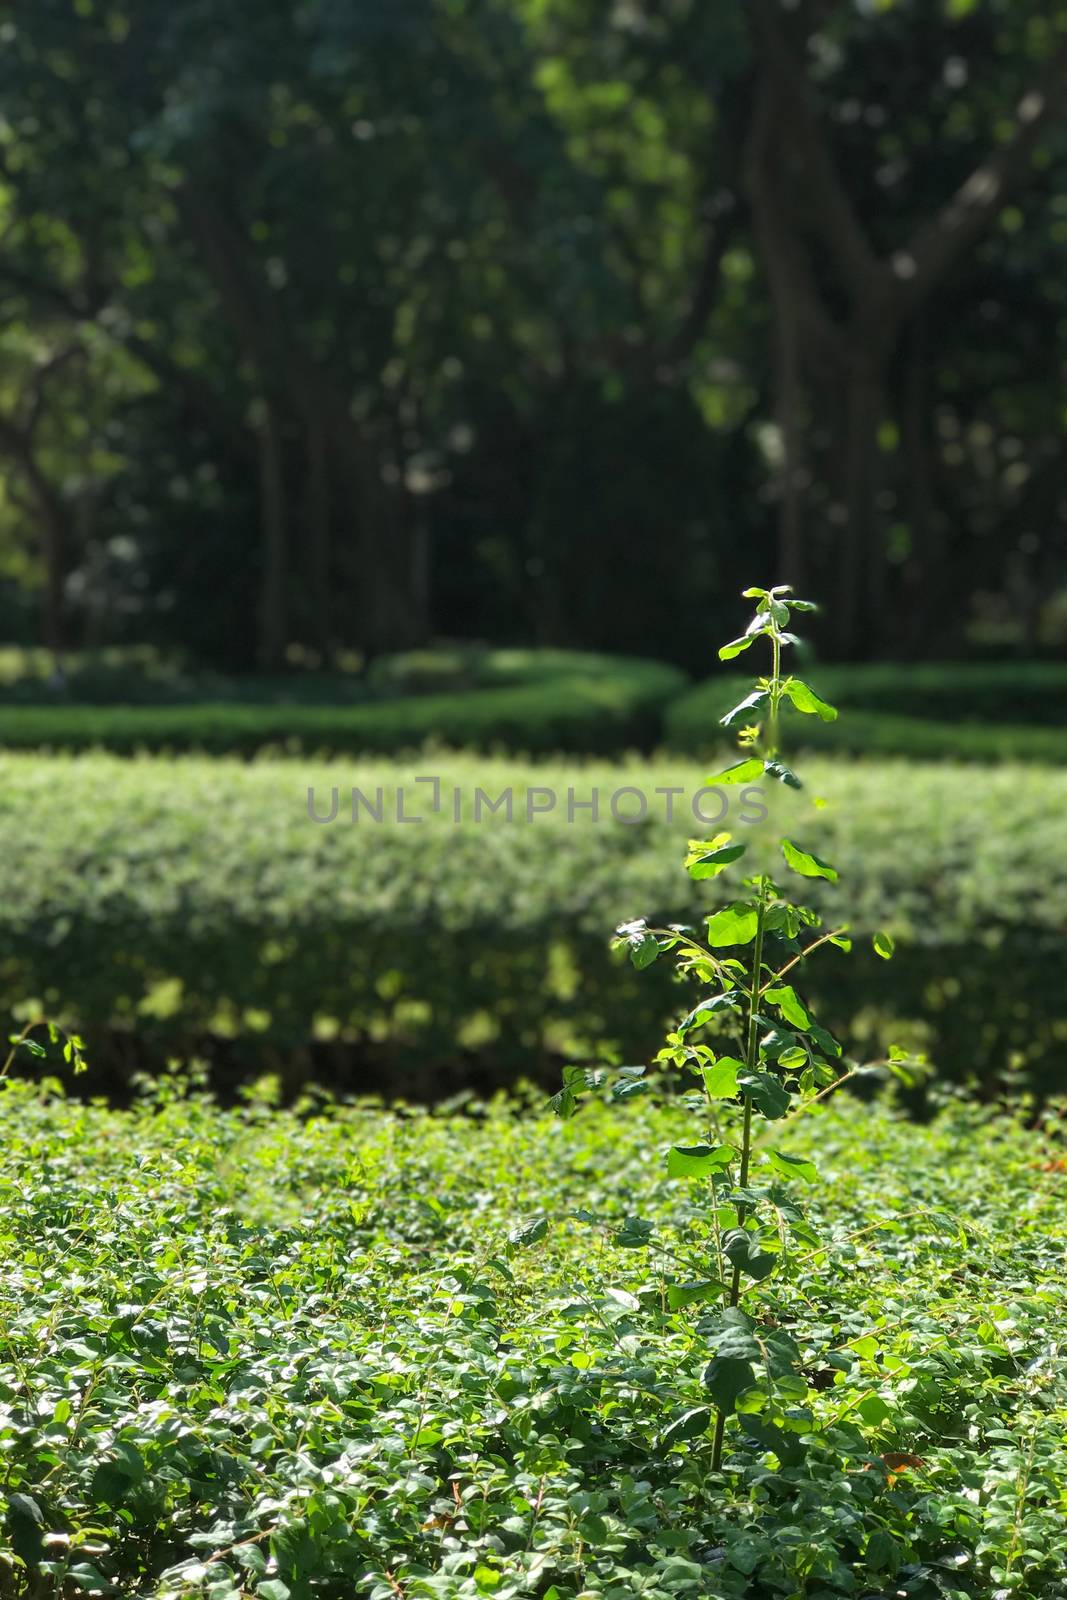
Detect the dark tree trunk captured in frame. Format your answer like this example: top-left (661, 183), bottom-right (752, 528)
top-left (256, 400), bottom-right (288, 670)
top-left (303, 417), bottom-right (332, 654)
top-left (0, 426), bottom-right (72, 657)
top-left (775, 331), bottom-right (806, 592)
top-left (835, 352), bottom-right (888, 658)
top-left (183, 185), bottom-right (424, 663)
top-left (900, 313), bottom-right (944, 656)
top-left (39, 494), bottom-right (69, 658)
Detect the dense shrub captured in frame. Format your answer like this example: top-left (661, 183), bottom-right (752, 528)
top-left (0, 652), bottom-right (686, 757)
top-left (2, 753), bottom-right (1066, 1095)
top-left (666, 662), bottom-right (1067, 761)
top-left (2, 1083), bottom-right (1066, 1597)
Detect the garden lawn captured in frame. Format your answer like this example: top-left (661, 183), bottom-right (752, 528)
top-left (2, 1079), bottom-right (1066, 1598)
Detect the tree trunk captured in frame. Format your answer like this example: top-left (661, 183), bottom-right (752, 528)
top-left (775, 328), bottom-right (806, 592)
top-left (303, 417), bottom-right (332, 655)
top-left (38, 495), bottom-right (68, 659)
top-left (900, 313), bottom-right (943, 656)
top-left (256, 400), bottom-right (288, 670)
top-left (183, 186), bottom-right (424, 663)
top-left (834, 351), bottom-right (888, 658)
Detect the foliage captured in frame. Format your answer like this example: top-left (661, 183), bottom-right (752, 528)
top-left (557, 584), bottom-right (921, 1471)
top-left (0, 653), bottom-right (686, 757)
top-left (1, 747), bottom-right (1066, 1093)
top-left (1, 0), bottom-right (1066, 663)
top-left (3, 652), bottom-right (1067, 763)
top-left (1, 1079), bottom-right (1066, 1597)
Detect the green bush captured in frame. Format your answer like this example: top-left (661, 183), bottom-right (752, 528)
top-left (0, 651), bottom-right (685, 757)
top-left (666, 661), bottom-right (1067, 761)
top-left (2, 1083), bottom-right (1066, 1597)
top-left (2, 752), bottom-right (1066, 1095)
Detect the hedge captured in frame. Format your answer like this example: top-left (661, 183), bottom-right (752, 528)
top-left (0, 651), bottom-right (687, 757)
top-left (3, 752), bottom-right (1066, 1096)
top-left (666, 662), bottom-right (1067, 761)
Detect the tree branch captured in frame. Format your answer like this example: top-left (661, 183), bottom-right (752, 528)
top-left (895, 34), bottom-right (1067, 315)
top-left (748, 0), bottom-right (882, 302)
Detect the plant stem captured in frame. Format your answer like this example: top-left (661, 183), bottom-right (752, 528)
top-left (768, 629), bottom-right (782, 757)
top-left (711, 877), bottom-right (769, 1473)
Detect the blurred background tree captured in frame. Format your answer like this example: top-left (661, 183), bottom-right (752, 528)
top-left (0, 0), bottom-right (1065, 668)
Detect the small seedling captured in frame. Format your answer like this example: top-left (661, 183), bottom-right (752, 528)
top-left (3, 1016), bottom-right (88, 1083)
top-left (555, 585), bottom-right (917, 1470)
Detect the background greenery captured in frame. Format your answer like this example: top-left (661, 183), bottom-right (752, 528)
top-left (2, 0), bottom-right (1067, 669)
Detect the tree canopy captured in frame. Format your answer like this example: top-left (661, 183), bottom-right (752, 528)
top-left (1, 0), bottom-right (1065, 666)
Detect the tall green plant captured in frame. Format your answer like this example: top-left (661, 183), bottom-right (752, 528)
top-left (554, 585), bottom-right (914, 1471)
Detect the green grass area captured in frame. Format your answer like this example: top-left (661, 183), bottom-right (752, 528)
top-left (3, 752), bottom-right (1065, 1093)
top-left (3, 1080), bottom-right (1065, 1597)
top-left (0, 650), bottom-right (686, 758)
top-left (666, 662), bottom-right (1067, 762)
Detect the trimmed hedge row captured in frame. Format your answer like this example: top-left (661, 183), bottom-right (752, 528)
top-left (4, 752), bottom-right (1066, 1095)
top-left (666, 662), bottom-right (1067, 761)
top-left (0, 652), bottom-right (687, 757)
top-left (3, 654), bottom-right (1065, 762)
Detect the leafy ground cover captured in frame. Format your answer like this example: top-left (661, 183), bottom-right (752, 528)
top-left (666, 664), bottom-right (1067, 764)
top-left (2, 1079), bottom-right (1065, 1598)
top-left (2, 753), bottom-right (1065, 1094)
top-left (0, 652), bottom-right (685, 758)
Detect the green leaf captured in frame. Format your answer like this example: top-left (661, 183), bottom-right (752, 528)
top-left (660, 1406), bottom-right (712, 1447)
top-left (705, 757), bottom-right (764, 786)
top-left (782, 838), bottom-right (838, 882)
top-left (808, 1021), bottom-right (842, 1058)
top-left (865, 1531), bottom-right (902, 1576)
top-left (68, 1567), bottom-right (113, 1594)
top-left (720, 690), bottom-right (769, 728)
top-left (705, 1306), bottom-right (762, 1358)
top-left (857, 1394), bottom-right (894, 1426)
top-left (704, 1355), bottom-right (755, 1413)
top-left (507, 1216), bottom-right (548, 1252)
top-left (784, 678), bottom-right (838, 721)
top-left (666, 1280), bottom-right (722, 1309)
top-left (873, 930), bottom-right (895, 960)
top-left (705, 902), bottom-right (759, 947)
top-left (703, 1056), bottom-right (743, 1099)
top-left (6, 1493), bottom-right (43, 1526)
top-left (667, 1144), bottom-right (736, 1179)
top-left (762, 1149), bottom-right (818, 1184)
top-left (757, 1021), bottom-right (802, 1062)
top-left (764, 759), bottom-right (802, 790)
top-left (615, 1215), bottom-right (654, 1248)
top-left (678, 991), bottom-right (741, 1036)
top-left (686, 839), bottom-right (746, 880)
top-left (739, 1071), bottom-right (790, 1119)
top-left (258, 1584), bottom-right (293, 1600)
top-left (630, 931), bottom-right (659, 969)
top-left (722, 1227), bottom-right (776, 1281)
top-left (718, 634), bottom-right (757, 661)
top-left (763, 984), bottom-right (812, 1029)
top-left (549, 1087), bottom-right (578, 1120)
